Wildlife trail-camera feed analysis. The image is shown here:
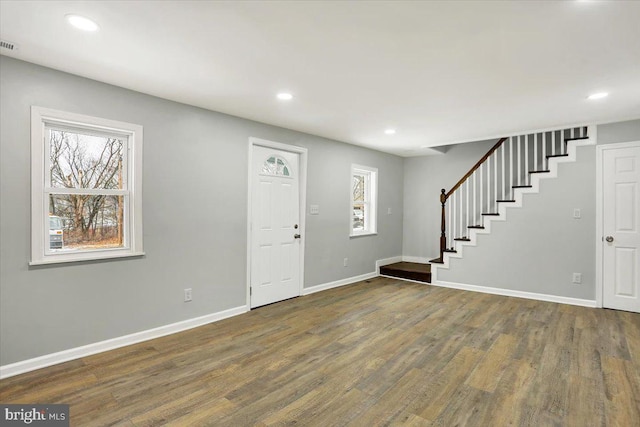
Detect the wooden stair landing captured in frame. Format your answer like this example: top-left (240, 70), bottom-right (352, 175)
top-left (380, 262), bottom-right (431, 283)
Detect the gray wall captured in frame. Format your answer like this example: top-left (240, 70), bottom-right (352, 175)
top-left (403, 139), bottom-right (498, 259)
top-left (0, 56), bottom-right (403, 365)
top-left (404, 119), bottom-right (640, 300)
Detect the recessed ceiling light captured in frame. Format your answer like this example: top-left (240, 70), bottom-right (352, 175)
top-left (66, 14), bottom-right (99, 32)
top-left (384, 129), bottom-right (396, 135)
top-left (587, 92), bottom-right (608, 100)
top-left (277, 93), bottom-right (293, 101)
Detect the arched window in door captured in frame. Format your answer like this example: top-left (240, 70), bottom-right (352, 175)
top-left (261, 155), bottom-right (291, 177)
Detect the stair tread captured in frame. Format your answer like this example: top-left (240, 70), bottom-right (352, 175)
top-left (565, 136), bottom-right (589, 142)
top-left (482, 213), bottom-right (500, 216)
top-left (467, 225), bottom-right (485, 229)
top-left (513, 185), bottom-right (533, 188)
top-left (454, 238), bottom-right (470, 241)
top-left (380, 262), bottom-right (432, 283)
top-left (380, 262), bottom-right (431, 274)
top-left (547, 154), bottom-right (569, 158)
top-left (443, 249), bottom-right (457, 253)
top-left (496, 199), bottom-right (515, 203)
top-left (529, 170), bottom-right (550, 174)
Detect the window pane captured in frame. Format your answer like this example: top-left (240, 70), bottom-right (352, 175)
top-left (49, 194), bottom-right (125, 251)
top-left (353, 175), bottom-right (365, 202)
top-left (49, 129), bottom-right (125, 189)
top-left (353, 173), bottom-right (366, 231)
top-left (353, 205), bottom-right (365, 231)
top-left (261, 155), bottom-right (292, 177)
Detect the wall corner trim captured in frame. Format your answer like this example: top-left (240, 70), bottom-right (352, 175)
top-left (433, 280), bottom-right (597, 308)
top-left (0, 305), bottom-right (248, 379)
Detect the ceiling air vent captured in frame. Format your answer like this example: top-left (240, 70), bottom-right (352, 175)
top-left (0, 40), bottom-right (17, 51)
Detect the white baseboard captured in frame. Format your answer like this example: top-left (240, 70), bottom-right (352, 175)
top-left (402, 255), bottom-right (432, 264)
top-left (380, 274), bottom-right (430, 286)
top-left (302, 271), bottom-right (378, 296)
top-left (0, 305), bottom-right (248, 379)
top-left (376, 256), bottom-right (403, 271)
top-left (434, 280), bottom-right (597, 308)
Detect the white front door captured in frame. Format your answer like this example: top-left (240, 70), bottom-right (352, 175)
top-left (250, 145), bottom-right (301, 308)
top-left (602, 142), bottom-right (640, 313)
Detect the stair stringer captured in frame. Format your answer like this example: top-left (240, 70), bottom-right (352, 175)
top-left (431, 126), bottom-right (596, 282)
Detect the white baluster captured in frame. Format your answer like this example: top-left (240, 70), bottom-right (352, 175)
top-left (501, 143), bottom-right (506, 200)
top-left (473, 171), bottom-right (477, 226)
top-left (542, 132), bottom-right (547, 168)
top-left (453, 190), bottom-right (457, 244)
top-left (460, 183), bottom-right (464, 239)
top-left (448, 193), bottom-right (453, 249)
top-left (517, 135), bottom-right (521, 186)
top-left (479, 164), bottom-right (483, 221)
top-left (509, 137), bottom-right (514, 197)
top-left (493, 150), bottom-right (504, 212)
top-left (525, 134), bottom-right (529, 184)
top-left (534, 133), bottom-right (538, 171)
top-left (552, 130), bottom-right (557, 156)
top-left (465, 180), bottom-right (469, 234)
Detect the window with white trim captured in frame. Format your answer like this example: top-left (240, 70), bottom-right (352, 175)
top-left (31, 107), bottom-right (144, 265)
top-left (351, 164), bottom-right (378, 236)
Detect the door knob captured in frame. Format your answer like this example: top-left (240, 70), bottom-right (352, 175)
top-left (605, 236), bottom-right (614, 243)
top-left (294, 234), bottom-right (301, 239)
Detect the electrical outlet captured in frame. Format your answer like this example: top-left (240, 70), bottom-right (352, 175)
top-left (343, 258), bottom-right (348, 267)
top-left (572, 273), bottom-right (582, 284)
top-left (573, 208), bottom-right (581, 219)
top-left (184, 288), bottom-right (193, 302)
top-left (387, 207), bottom-right (392, 215)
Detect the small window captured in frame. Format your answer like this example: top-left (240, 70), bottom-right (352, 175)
top-left (261, 155), bottom-right (291, 177)
top-left (31, 107), bottom-right (144, 264)
top-left (351, 164), bottom-right (378, 236)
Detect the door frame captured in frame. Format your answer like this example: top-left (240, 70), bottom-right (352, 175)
top-left (246, 137), bottom-right (308, 309)
top-left (595, 139), bottom-right (640, 308)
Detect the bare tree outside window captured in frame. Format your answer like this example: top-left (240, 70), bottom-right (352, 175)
top-left (48, 129), bottom-right (126, 250)
top-left (353, 174), bottom-right (365, 231)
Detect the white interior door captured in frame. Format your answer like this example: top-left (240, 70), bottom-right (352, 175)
top-left (602, 143), bottom-right (640, 313)
top-left (250, 145), bottom-right (301, 308)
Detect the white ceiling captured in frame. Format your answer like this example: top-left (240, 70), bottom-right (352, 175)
top-left (1, 1), bottom-right (639, 157)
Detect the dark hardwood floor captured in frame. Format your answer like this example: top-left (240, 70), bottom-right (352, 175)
top-left (1, 276), bottom-right (639, 426)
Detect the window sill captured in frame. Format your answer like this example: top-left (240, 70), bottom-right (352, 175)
top-left (29, 251), bottom-right (146, 266)
top-left (350, 232), bottom-right (378, 238)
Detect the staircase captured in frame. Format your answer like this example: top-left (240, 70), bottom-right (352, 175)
top-left (381, 124), bottom-right (595, 284)
top-left (432, 124), bottom-right (594, 268)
